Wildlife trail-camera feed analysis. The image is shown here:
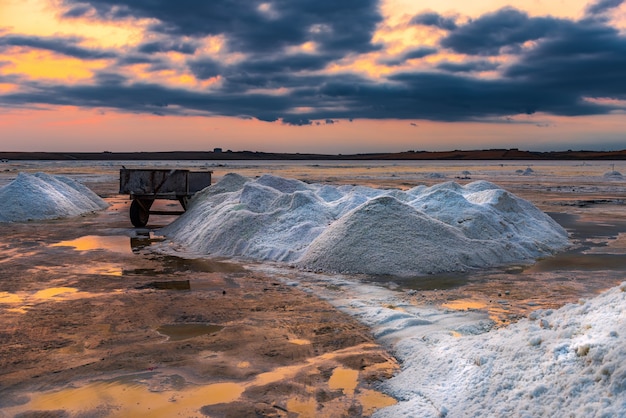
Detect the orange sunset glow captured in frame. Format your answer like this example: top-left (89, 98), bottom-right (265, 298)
top-left (1, 0), bottom-right (625, 152)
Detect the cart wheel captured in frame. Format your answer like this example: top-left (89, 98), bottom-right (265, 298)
top-left (130, 199), bottom-right (151, 227)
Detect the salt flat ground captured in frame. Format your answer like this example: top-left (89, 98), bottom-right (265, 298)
top-left (0, 160), bottom-right (625, 417)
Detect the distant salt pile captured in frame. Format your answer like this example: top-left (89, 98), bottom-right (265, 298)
top-left (0, 172), bottom-right (108, 222)
top-left (604, 170), bottom-right (623, 179)
top-left (162, 174), bottom-right (569, 276)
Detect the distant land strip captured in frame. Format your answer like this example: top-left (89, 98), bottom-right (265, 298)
top-left (1, 149), bottom-right (626, 161)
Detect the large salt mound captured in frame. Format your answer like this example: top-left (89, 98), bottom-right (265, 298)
top-left (367, 282), bottom-right (626, 417)
top-left (162, 174), bottom-right (569, 276)
top-left (0, 172), bottom-right (108, 222)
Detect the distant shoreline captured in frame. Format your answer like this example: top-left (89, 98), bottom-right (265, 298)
top-left (1, 149), bottom-right (626, 161)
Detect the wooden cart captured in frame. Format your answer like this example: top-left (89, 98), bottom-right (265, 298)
top-left (119, 168), bottom-right (212, 227)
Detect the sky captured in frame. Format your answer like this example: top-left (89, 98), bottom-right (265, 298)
top-left (1, 0), bottom-right (626, 153)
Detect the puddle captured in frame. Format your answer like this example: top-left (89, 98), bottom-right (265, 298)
top-left (81, 263), bottom-right (124, 276)
top-left (155, 254), bottom-right (247, 273)
top-left (365, 272), bottom-right (471, 291)
top-left (130, 233), bottom-right (165, 253)
top-left (156, 324), bottom-right (223, 341)
top-left (524, 252), bottom-right (626, 272)
top-left (33, 287), bottom-right (78, 299)
top-left (0, 291), bottom-right (22, 304)
top-left (51, 235), bottom-right (132, 254)
top-left (359, 389), bottom-right (397, 415)
top-left (48, 234), bottom-right (245, 274)
top-left (0, 287), bottom-right (122, 314)
top-left (6, 380), bottom-right (244, 417)
top-left (328, 367), bottom-right (359, 396)
top-left (5, 343), bottom-right (398, 417)
top-left (442, 299), bottom-right (488, 311)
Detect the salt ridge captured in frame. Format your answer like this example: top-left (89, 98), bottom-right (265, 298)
top-left (162, 173), bottom-right (569, 276)
top-left (0, 172), bottom-right (108, 222)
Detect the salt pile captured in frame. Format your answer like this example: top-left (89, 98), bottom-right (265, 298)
top-left (604, 170), bottom-right (623, 179)
top-left (162, 174), bottom-right (568, 276)
top-left (354, 281), bottom-right (626, 417)
top-left (290, 268), bottom-right (626, 417)
top-left (0, 172), bottom-right (108, 222)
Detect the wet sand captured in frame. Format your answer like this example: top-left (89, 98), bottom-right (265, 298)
top-left (1, 160), bottom-right (625, 417)
top-left (0, 194), bottom-right (399, 417)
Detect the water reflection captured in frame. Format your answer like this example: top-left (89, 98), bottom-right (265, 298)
top-left (5, 342), bottom-right (397, 417)
top-left (0, 287), bottom-right (122, 314)
top-left (51, 235), bottom-right (131, 254)
top-left (328, 367), bottom-right (359, 396)
top-left (10, 380), bottom-right (244, 417)
top-left (442, 299), bottom-right (487, 311)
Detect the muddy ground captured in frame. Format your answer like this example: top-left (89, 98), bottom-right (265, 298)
top-left (1, 163), bottom-right (626, 417)
top-left (0, 196), bottom-right (398, 417)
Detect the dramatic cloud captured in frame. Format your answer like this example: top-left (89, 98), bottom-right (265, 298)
top-left (60, 0), bottom-right (382, 57)
top-left (440, 8), bottom-right (560, 56)
top-left (0, 34), bottom-right (116, 59)
top-left (585, 0), bottom-right (625, 16)
top-left (1, 1), bottom-right (626, 125)
top-left (137, 39), bottom-right (198, 55)
top-left (436, 60), bottom-right (500, 73)
top-left (409, 12), bottom-right (458, 31)
top-left (504, 22), bottom-right (626, 99)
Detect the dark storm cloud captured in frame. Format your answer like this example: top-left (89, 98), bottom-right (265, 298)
top-left (188, 58), bottom-right (223, 80)
top-left (0, 75), bottom-right (297, 121)
top-left (0, 34), bottom-right (116, 59)
top-left (585, 0), bottom-right (625, 16)
top-left (190, 53), bottom-right (337, 87)
top-left (313, 72), bottom-right (606, 122)
top-left (436, 60), bottom-right (499, 73)
top-left (3, 1), bottom-right (626, 124)
top-left (115, 54), bottom-right (163, 66)
top-left (61, 0), bottom-right (381, 57)
top-left (137, 39), bottom-right (198, 55)
top-left (504, 22), bottom-right (626, 99)
top-left (409, 12), bottom-right (457, 31)
top-left (440, 8), bottom-right (561, 56)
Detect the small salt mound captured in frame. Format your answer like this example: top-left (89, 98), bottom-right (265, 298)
top-left (603, 170), bottom-right (623, 179)
top-left (0, 172), bottom-right (108, 222)
top-left (162, 174), bottom-right (569, 276)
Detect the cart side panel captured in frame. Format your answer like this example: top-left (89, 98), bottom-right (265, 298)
top-left (188, 171), bottom-right (212, 193)
top-left (119, 169), bottom-right (189, 195)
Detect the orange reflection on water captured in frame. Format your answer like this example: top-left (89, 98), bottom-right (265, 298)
top-left (0, 287), bottom-right (121, 314)
top-left (328, 367), bottom-right (359, 396)
top-left (13, 380), bottom-right (244, 417)
top-left (82, 263), bottom-right (124, 276)
top-left (32, 287), bottom-right (78, 299)
top-left (442, 299), bottom-right (487, 311)
top-left (5, 342), bottom-right (398, 417)
top-left (51, 235), bottom-right (131, 254)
